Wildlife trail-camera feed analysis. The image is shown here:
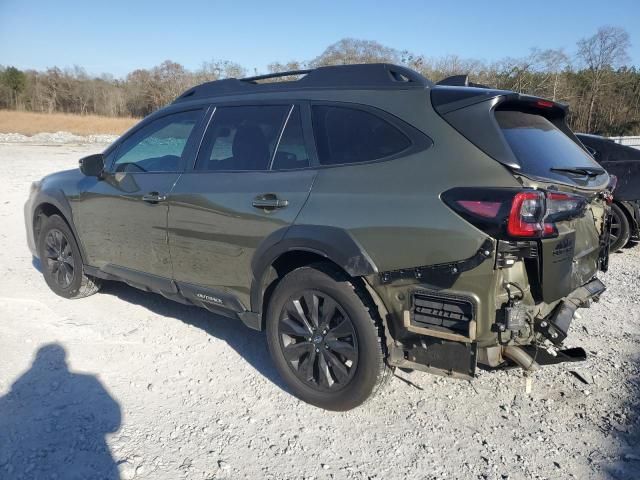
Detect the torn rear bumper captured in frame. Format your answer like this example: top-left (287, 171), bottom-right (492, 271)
top-left (535, 277), bottom-right (606, 346)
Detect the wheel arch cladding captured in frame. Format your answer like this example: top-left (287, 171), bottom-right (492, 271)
top-left (250, 225), bottom-right (378, 317)
top-left (32, 192), bottom-right (86, 263)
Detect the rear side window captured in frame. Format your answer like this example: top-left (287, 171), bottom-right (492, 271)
top-left (196, 105), bottom-right (289, 171)
top-left (495, 111), bottom-right (603, 182)
top-left (312, 105), bottom-right (411, 165)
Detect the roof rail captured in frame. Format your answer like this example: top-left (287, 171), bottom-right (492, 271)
top-left (436, 74), bottom-right (490, 89)
top-left (242, 69), bottom-right (312, 83)
top-left (173, 63), bottom-right (432, 103)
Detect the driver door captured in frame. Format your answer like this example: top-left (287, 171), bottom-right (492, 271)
top-left (73, 108), bottom-right (206, 282)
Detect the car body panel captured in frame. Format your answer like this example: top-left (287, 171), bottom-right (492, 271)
top-left (168, 169), bottom-right (317, 307)
top-left (72, 172), bottom-right (180, 277)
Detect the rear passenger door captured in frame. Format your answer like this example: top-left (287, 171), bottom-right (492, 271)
top-left (168, 103), bottom-right (317, 309)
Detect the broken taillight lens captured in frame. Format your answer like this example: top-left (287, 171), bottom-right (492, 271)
top-left (507, 191), bottom-right (545, 237)
top-left (443, 188), bottom-right (587, 240)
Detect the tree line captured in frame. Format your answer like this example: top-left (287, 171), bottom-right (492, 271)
top-left (1, 26), bottom-right (638, 135)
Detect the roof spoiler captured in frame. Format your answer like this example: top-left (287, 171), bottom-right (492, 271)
top-left (436, 74), bottom-right (490, 89)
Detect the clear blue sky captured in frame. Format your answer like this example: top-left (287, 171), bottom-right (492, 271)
top-left (1, 0), bottom-right (638, 78)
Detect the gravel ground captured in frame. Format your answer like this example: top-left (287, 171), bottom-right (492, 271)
top-left (0, 140), bottom-right (638, 480)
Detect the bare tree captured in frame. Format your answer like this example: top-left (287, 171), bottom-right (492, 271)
top-left (309, 38), bottom-right (400, 67)
top-left (577, 26), bottom-right (631, 131)
top-left (536, 49), bottom-right (571, 100)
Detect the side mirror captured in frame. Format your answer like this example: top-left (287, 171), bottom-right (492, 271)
top-left (79, 153), bottom-right (105, 178)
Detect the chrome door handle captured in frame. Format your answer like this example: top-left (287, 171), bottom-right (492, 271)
top-left (252, 194), bottom-right (289, 210)
top-left (142, 192), bottom-right (167, 203)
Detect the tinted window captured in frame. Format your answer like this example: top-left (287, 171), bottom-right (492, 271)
top-left (113, 110), bottom-right (201, 173)
top-left (196, 105), bottom-right (289, 171)
top-left (495, 111), bottom-right (604, 182)
top-left (271, 106), bottom-right (310, 170)
top-left (312, 105), bottom-right (411, 165)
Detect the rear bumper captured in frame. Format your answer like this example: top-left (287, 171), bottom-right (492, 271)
top-left (534, 277), bottom-right (606, 346)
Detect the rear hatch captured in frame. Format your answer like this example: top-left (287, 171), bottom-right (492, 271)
top-left (433, 87), bottom-right (611, 303)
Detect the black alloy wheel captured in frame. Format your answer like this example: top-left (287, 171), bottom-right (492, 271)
top-left (37, 214), bottom-right (102, 299)
top-left (266, 263), bottom-right (390, 410)
top-left (43, 228), bottom-right (75, 289)
top-left (278, 290), bottom-right (359, 391)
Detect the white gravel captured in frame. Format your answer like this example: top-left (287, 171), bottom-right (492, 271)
top-left (0, 131), bottom-right (119, 145)
top-left (0, 141), bottom-right (638, 480)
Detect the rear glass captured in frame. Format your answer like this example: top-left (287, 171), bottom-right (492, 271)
top-left (495, 110), bottom-right (604, 183)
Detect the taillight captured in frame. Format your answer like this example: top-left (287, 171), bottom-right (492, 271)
top-left (536, 99), bottom-right (555, 109)
top-left (442, 188), bottom-right (587, 240)
top-left (455, 200), bottom-right (502, 218)
top-left (507, 191), bottom-right (545, 237)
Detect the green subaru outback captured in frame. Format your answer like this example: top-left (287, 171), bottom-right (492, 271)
top-left (25, 64), bottom-right (613, 410)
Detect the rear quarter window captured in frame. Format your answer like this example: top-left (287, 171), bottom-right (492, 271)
top-left (312, 105), bottom-right (411, 165)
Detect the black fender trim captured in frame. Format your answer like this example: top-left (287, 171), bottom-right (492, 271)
top-left (249, 225), bottom-right (378, 315)
top-left (378, 238), bottom-right (494, 289)
top-left (31, 190), bottom-right (88, 263)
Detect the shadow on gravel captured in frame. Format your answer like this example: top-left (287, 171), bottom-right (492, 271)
top-left (100, 280), bottom-right (288, 391)
top-left (608, 354), bottom-right (640, 479)
top-left (32, 256), bottom-right (42, 272)
top-left (0, 344), bottom-right (121, 479)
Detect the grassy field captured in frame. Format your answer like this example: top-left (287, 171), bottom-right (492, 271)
top-left (0, 110), bottom-right (139, 135)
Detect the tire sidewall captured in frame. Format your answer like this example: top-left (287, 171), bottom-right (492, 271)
top-left (610, 203), bottom-right (631, 252)
top-left (266, 266), bottom-right (383, 411)
top-left (37, 215), bottom-right (84, 298)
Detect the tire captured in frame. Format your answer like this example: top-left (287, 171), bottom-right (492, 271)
top-left (37, 214), bottom-right (102, 299)
top-left (266, 263), bottom-right (391, 411)
top-left (610, 203), bottom-right (631, 253)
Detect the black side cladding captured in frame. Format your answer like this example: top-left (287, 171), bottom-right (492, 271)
top-left (379, 238), bottom-right (493, 288)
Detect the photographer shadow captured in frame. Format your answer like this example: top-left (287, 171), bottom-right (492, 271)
top-left (0, 344), bottom-right (121, 479)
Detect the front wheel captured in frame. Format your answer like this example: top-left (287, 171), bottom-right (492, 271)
top-left (266, 263), bottom-right (390, 411)
top-left (37, 214), bottom-right (102, 299)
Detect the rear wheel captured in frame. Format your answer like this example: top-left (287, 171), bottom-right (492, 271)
top-left (266, 263), bottom-right (390, 410)
top-left (609, 203), bottom-right (631, 252)
top-left (37, 215), bottom-right (102, 299)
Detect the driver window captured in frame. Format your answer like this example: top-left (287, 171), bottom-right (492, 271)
top-left (112, 110), bottom-right (202, 173)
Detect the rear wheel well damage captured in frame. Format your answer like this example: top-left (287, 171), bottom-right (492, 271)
top-left (258, 250), bottom-right (391, 355)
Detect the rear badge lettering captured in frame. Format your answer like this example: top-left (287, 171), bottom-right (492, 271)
top-left (552, 237), bottom-right (574, 263)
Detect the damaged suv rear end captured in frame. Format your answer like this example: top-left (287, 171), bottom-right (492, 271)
top-left (27, 63), bottom-right (611, 410)
top-left (373, 84), bottom-right (612, 378)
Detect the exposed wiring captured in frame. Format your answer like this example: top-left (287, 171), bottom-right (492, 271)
top-left (504, 282), bottom-right (525, 302)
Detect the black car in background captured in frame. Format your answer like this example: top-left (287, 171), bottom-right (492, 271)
top-left (576, 133), bottom-right (640, 252)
